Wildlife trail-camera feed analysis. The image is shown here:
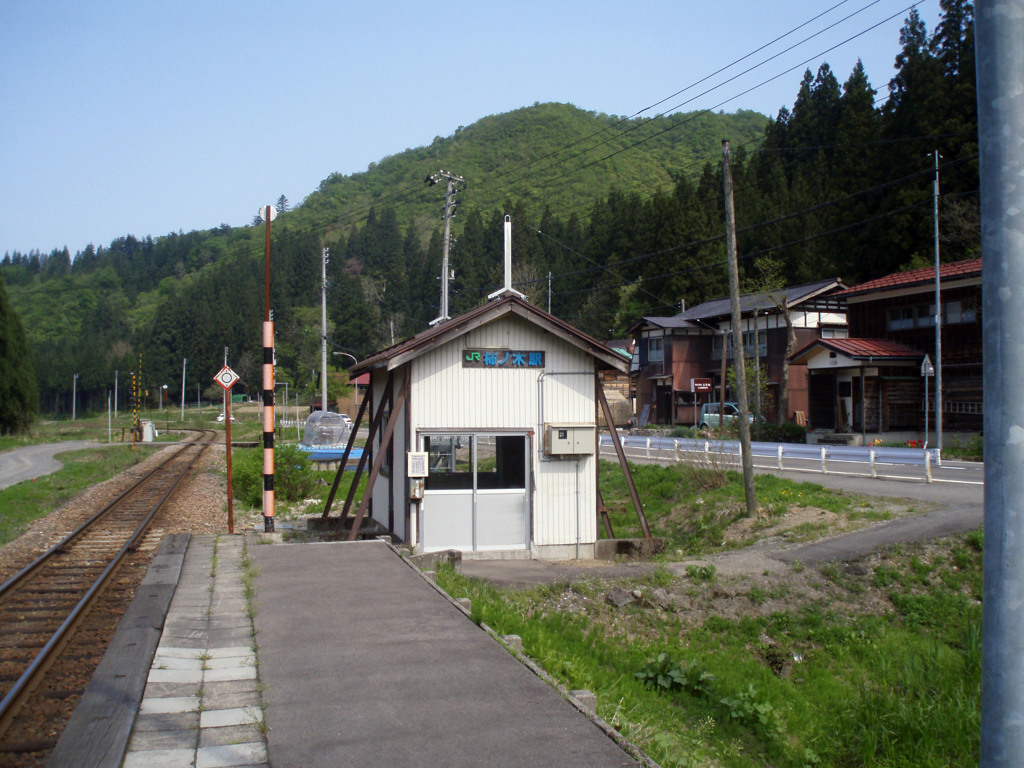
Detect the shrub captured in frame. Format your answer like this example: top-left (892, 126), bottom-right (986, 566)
top-left (636, 653), bottom-right (716, 697)
top-left (758, 421), bottom-right (807, 444)
top-left (232, 443), bottom-right (318, 507)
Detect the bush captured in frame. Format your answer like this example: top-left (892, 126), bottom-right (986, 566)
top-left (758, 421), bottom-right (807, 444)
top-left (232, 443), bottom-right (318, 507)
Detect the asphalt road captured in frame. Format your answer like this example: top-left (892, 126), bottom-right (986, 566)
top-left (0, 441), bottom-right (99, 491)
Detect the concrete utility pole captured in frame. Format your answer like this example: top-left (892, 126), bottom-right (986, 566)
top-left (321, 247), bottom-right (329, 414)
top-left (933, 150), bottom-right (944, 453)
top-left (426, 170), bottom-right (464, 326)
top-left (977, 2), bottom-right (1024, 764)
top-left (722, 140), bottom-right (757, 518)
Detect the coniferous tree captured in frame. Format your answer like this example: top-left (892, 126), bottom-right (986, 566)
top-left (0, 271), bottom-right (39, 433)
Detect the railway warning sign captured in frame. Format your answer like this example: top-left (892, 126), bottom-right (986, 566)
top-left (215, 366), bottom-right (240, 391)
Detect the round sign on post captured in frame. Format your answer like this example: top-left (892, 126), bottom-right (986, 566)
top-left (259, 205), bottom-right (278, 223)
top-left (215, 366), bottom-right (240, 391)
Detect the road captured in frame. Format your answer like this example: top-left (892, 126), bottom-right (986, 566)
top-left (0, 441), bottom-right (98, 490)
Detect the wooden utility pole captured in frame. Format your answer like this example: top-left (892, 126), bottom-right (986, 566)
top-left (722, 140), bottom-right (757, 518)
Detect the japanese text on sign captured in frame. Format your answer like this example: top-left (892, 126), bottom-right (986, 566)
top-left (462, 349), bottom-right (545, 369)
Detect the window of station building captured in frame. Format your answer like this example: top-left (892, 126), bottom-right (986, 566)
top-left (422, 433), bottom-right (526, 491)
top-left (424, 434), bottom-right (474, 490)
top-left (476, 435), bottom-right (526, 490)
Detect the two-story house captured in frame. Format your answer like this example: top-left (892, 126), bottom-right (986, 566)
top-left (630, 279), bottom-right (847, 427)
top-left (789, 258), bottom-right (982, 443)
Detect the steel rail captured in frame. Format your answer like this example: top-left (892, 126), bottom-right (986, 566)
top-left (0, 433), bottom-right (212, 736)
top-left (0, 433), bottom-right (202, 600)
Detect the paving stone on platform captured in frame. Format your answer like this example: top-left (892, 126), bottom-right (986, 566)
top-left (122, 747), bottom-right (196, 768)
top-left (139, 695), bottom-right (200, 715)
top-left (199, 705), bottom-right (262, 729)
top-left (195, 741), bottom-right (267, 768)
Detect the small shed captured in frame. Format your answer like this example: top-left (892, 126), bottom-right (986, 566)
top-left (324, 293), bottom-right (646, 559)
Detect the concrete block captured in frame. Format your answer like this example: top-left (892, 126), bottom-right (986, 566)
top-left (501, 635), bottom-right (523, 654)
top-left (570, 689), bottom-right (597, 714)
top-left (594, 537), bottom-right (665, 560)
top-left (455, 598), bottom-right (471, 612)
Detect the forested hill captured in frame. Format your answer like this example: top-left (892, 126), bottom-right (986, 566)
top-left (0, 2), bottom-right (979, 423)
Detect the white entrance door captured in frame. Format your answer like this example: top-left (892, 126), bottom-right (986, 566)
top-left (420, 433), bottom-right (529, 553)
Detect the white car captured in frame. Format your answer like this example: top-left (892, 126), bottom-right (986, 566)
top-left (339, 413), bottom-right (354, 427)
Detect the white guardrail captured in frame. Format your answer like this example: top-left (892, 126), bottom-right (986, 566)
top-left (599, 434), bottom-right (942, 483)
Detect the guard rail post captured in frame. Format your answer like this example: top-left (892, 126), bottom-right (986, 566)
top-left (777, 444), bottom-right (784, 471)
top-left (869, 448), bottom-right (877, 479)
top-left (820, 445), bottom-right (828, 474)
top-left (924, 450), bottom-right (932, 483)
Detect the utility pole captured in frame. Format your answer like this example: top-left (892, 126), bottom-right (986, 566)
top-left (722, 139), bottom-right (757, 518)
top-left (426, 170), bottom-right (464, 326)
top-left (321, 246), bottom-right (329, 414)
top-left (933, 150), bottom-right (943, 454)
top-left (181, 358), bottom-right (187, 422)
top-left (72, 373), bottom-right (79, 420)
top-left (977, 3), bottom-right (1024, 764)
top-left (114, 370), bottom-right (118, 417)
top-left (548, 271), bottom-right (553, 314)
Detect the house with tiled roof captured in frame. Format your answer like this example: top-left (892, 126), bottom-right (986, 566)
top-left (629, 279), bottom-right (848, 427)
top-left (790, 258), bottom-right (982, 443)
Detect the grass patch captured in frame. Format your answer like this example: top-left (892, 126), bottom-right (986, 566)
top-left (599, 460), bottom-right (881, 557)
top-left (0, 444), bottom-right (159, 546)
top-left (435, 528), bottom-right (983, 768)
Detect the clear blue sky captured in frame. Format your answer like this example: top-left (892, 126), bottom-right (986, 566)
top-left (0, 0), bottom-right (941, 257)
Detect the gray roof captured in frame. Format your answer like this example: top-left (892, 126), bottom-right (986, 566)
top-left (631, 278), bottom-right (845, 333)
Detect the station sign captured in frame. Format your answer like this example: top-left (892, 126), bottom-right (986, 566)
top-left (462, 349), bottom-right (545, 369)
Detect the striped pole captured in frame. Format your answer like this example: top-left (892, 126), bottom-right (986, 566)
top-left (262, 320), bottom-right (275, 530)
top-left (260, 203), bottom-right (276, 533)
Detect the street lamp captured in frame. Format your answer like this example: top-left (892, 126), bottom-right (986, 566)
top-left (160, 384), bottom-right (168, 411)
top-left (332, 351), bottom-right (358, 366)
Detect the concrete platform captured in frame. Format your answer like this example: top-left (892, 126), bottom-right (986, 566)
top-left (252, 540), bottom-right (649, 767)
top-left (54, 535), bottom-right (652, 767)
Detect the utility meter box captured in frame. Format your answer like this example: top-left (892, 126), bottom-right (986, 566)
top-left (544, 423), bottom-right (596, 455)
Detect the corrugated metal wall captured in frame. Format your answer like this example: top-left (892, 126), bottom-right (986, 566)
top-left (409, 315), bottom-right (598, 548)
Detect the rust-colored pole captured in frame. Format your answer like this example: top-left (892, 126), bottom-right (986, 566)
top-left (225, 396), bottom-right (234, 534)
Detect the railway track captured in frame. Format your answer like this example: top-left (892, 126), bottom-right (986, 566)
top-left (0, 430), bottom-right (215, 763)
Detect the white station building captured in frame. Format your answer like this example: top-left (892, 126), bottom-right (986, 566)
top-left (345, 292), bottom-right (633, 559)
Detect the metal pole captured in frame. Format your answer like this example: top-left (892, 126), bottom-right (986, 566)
top-left (114, 370), bottom-right (118, 417)
top-left (722, 139), bottom-right (756, 518)
top-left (72, 373), bottom-right (78, 420)
top-left (934, 150), bottom-right (944, 454)
top-left (977, 3), bottom-right (1024, 764)
top-left (321, 247), bottom-right (329, 413)
top-left (181, 358), bottom-right (187, 422)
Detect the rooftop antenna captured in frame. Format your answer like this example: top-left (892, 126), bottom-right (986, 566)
top-left (488, 215), bottom-right (527, 302)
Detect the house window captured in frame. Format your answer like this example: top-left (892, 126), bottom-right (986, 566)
top-left (887, 307), bottom-right (915, 331)
top-left (916, 305), bottom-right (936, 328)
top-left (648, 335), bottom-right (664, 363)
top-left (945, 299), bottom-right (978, 324)
top-left (742, 330), bottom-right (766, 357)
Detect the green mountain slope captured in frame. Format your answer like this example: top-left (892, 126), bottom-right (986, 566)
top-left (292, 102), bottom-right (767, 241)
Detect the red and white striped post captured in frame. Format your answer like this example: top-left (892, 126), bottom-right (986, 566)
top-left (260, 204), bottom-right (277, 532)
